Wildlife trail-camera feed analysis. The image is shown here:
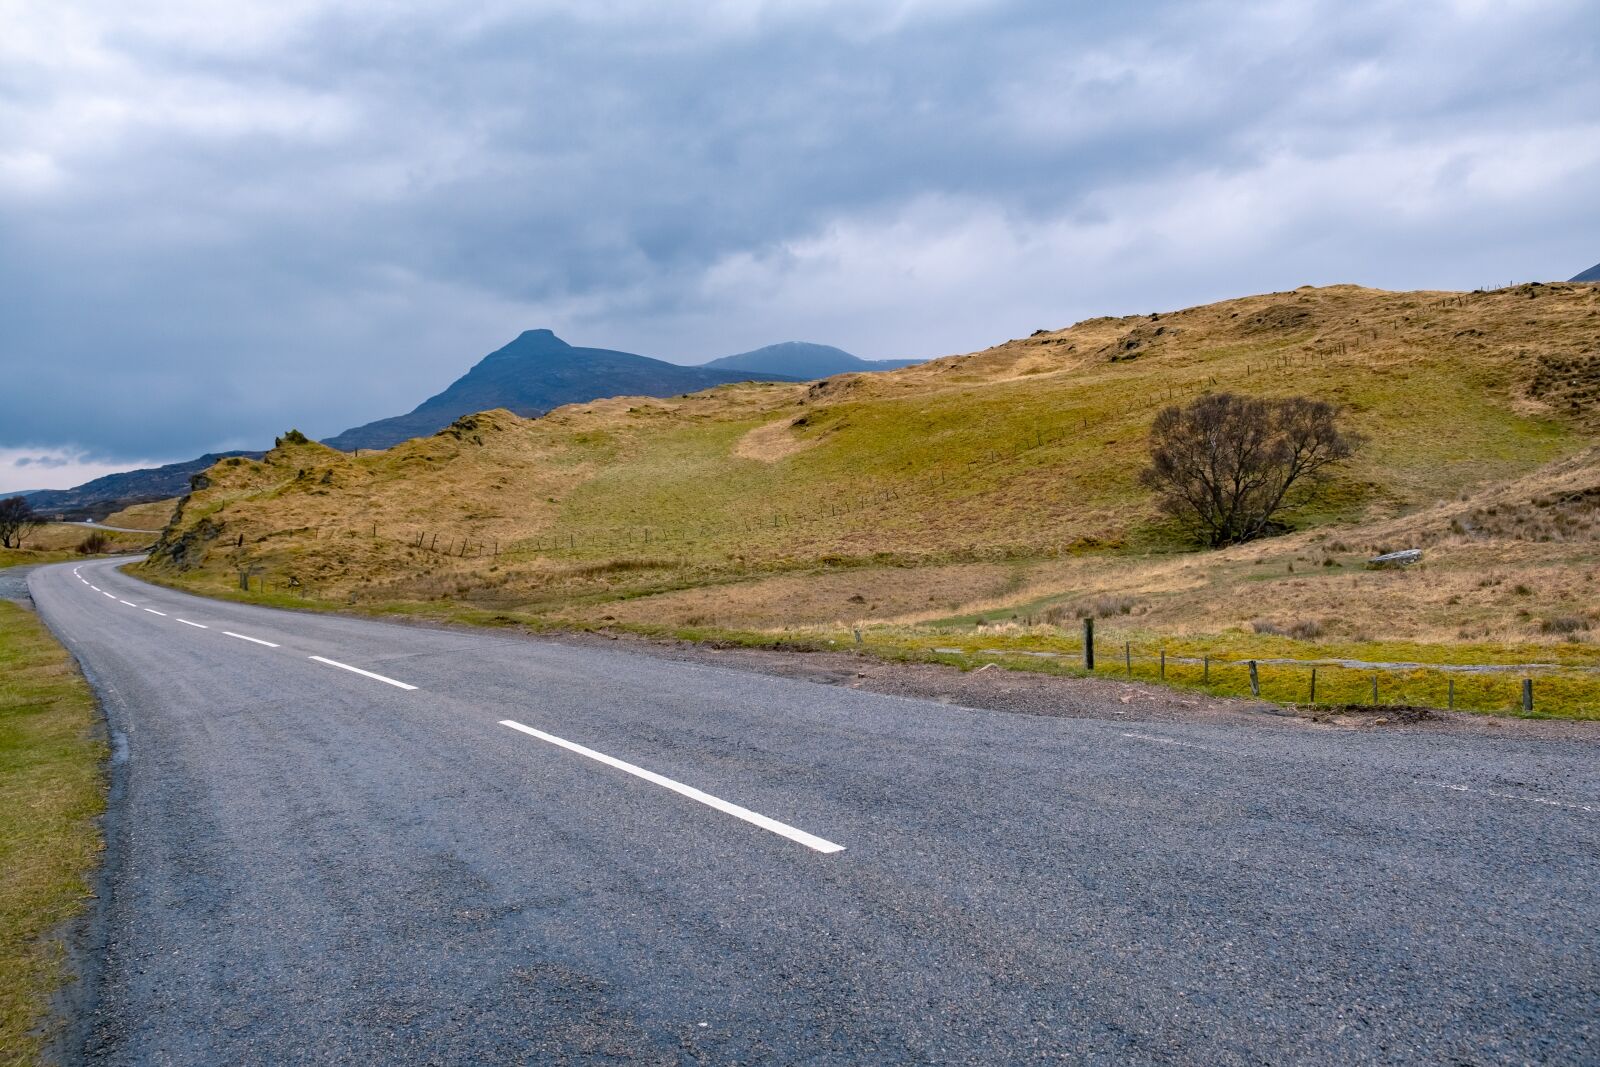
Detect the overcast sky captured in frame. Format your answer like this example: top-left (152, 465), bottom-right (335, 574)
top-left (2, 0), bottom-right (1597, 492)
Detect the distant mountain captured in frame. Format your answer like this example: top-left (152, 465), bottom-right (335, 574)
top-left (26, 329), bottom-right (801, 517)
top-left (1571, 262), bottom-right (1600, 282)
top-left (322, 329), bottom-right (796, 451)
top-left (23, 451), bottom-right (262, 520)
top-left (701, 341), bottom-right (926, 379)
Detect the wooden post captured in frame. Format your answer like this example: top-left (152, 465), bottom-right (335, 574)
top-left (1448, 677), bottom-right (1455, 710)
top-left (1203, 656), bottom-right (1209, 684)
top-left (1124, 642), bottom-right (1132, 676)
top-left (1310, 667), bottom-right (1317, 705)
top-left (1248, 661), bottom-right (1260, 697)
top-left (1522, 678), bottom-right (1533, 714)
top-left (1083, 617), bottom-right (1094, 671)
top-left (1159, 650), bottom-right (1165, 680)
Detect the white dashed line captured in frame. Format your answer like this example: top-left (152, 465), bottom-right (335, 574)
top-left (222, 631), bottom-right (279, 648)
top-left (119, 600), bottom-right (136, 607)
top-left (499, 719), bottom-right (845, 854)
top-left (176, 619), bottom-right (207, 629)
top-left (144, 608), bottom-right (167, 616)
top-left (309, 656), bottom-right (417, 691)
top-left (1439, 783), bottom-right (1593, 813)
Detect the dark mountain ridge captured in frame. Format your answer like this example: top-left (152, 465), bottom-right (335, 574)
top-left (23, 451), bottom-right (262, 520)
top-left (322, 329), bottom-right (795, 451)
top-left (701, 341), bottom-right (925, 378)
top-left (1571, 262), bottom-right (1600, 283)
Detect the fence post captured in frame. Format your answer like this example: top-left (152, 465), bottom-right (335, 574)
top-left (1522, 678), bottom-right (1533, 714)
top-left (1203, 656), bottom-right (1209, 685)
top-left (853, 628), bottom-right (862, 645)
top-left (1124, 642), bottom-right (1132, 676)
top-left (1448, 677), bottom-right (1455, 710)
top-left (1310, 667), bottom-right (1317, 705)
top-left (1159, 650), bottom-right (1165, 680)
top-left (1248, 660), bottom-right (1260, 697)
top-left (1082, 617), bottom-right (1095, 671)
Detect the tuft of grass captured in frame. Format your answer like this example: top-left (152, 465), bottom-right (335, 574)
top-left (0, 600), bottom-right (106, 1064)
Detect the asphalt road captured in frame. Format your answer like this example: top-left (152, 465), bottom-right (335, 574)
top-left (29, 558), bottom-right (1600, 1065)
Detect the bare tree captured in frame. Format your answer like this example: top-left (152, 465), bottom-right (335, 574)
top-left (0, 496), bottom-right (44, 549)
top-left (1140, 393), bottom-right (1360, 547)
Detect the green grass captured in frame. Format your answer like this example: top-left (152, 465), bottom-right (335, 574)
top-left (0, 550), bottom-right (75, 570)
top-left (141, 557), bottom-right (1600, 719)
top-left (0, 600), bottom-right (106, 1064)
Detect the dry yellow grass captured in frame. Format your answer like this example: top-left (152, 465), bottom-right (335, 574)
top-left (140, 283), bottom-right (1600, 710)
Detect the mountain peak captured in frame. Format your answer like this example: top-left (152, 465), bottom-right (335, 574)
top-left (702, 341), bottom-right (926, 379)
top-left (511, 328), bottom-right (570, 348)
top-left (1570, 261), bottom-right (1600, 283)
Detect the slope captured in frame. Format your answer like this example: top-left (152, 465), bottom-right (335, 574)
top-left (142, 283), bottom-right (1600, 711)
top-left (322, 329), bottom-right (796, 451)
top-left (23, 452), bottom-right (260, 521)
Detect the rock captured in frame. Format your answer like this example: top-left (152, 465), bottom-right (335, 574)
top-left (1367, 548), bottom-right (1422, 568)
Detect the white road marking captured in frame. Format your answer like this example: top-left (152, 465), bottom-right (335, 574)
top-left (143, 608), bottom-right (166, 616)
top-left (1439, 783), bottom-right (1593, 813)
top-left (119, 600), bottom-right (136, 607)
top-left (499, 719), bottom-right (845, 854)
top-left (222, 631), bottom-right (279, 648)
top-left (308, 655), bottom-right (417, 691)
top-left (176, 619), bottom-right (207, 629)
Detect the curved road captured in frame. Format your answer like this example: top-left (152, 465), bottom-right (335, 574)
top-left (30, 558), bottom-right (1600, 1064)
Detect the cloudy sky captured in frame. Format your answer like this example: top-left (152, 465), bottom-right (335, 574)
top-left (2, 0), bottom-right (1597, 492)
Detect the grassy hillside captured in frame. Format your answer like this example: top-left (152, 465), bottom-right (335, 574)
top-left (143, 283), bottom-right (1600, 714)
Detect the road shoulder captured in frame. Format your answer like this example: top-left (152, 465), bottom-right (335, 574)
top-left (0, 592), bottom-right (108, 1064)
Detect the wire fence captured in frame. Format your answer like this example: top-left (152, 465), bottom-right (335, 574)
top-left (925, 624), bottom-right (1598, 716)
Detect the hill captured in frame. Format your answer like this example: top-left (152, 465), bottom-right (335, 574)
top-left (322, 329), bottom-right (796, 451)
top-left (1571, 262), bottom-right (1600, 283)
top-left (23, 452), bottom-right (260, 520)
top-left (143, 283), bottom-right (1600, 714)
top-left (701, 341), bottom-right (925, 379)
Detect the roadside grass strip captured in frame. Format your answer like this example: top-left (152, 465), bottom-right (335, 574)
top-left (0, 602), bottom-right (106, 1064)
top-left (499, 719), bottom-right (844, 854)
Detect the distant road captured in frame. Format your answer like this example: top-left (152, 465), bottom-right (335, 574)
top-left (63, 521), bottom-right (162, 534)
top-left (29, 558), bottom-right (1600, 1065)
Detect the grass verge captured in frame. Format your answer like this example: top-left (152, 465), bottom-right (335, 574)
top-left (137, 559), bottom-right (1600, 719)
top-left (0, 600), bottom-right (107, 1064)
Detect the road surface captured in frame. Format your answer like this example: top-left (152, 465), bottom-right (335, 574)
top-left (29, 558), bottom-right (1600, 1065)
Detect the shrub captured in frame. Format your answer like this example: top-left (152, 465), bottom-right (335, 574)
top-left (1540, 615), bottom-right (1591, 635)
top-left (1287, 618), bottom-right (1325, 640)
top-left (1250, 618), bottom-right (1286, 636)
top-left (75, 531), bottom-right (110, 555)
top-left (1140, 393), bottom-right (1361, 546)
